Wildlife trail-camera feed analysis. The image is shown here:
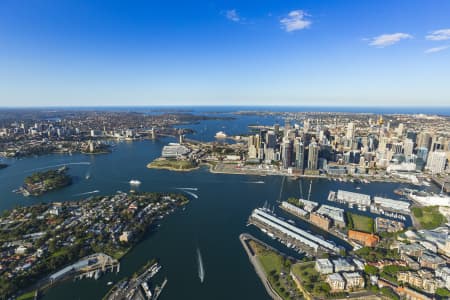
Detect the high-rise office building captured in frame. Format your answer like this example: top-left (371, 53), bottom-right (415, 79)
top-left (417, 132), bottom-right (432, 150)
top-left (307, 141), bottom-right (319, 170)
top-left (426, 151), bottom-right (447, 174)
top-left (294, 138), bottom-right (305, 170)
top-left (303, 119), bottom-right (310, 133)
top-left (403, 139), bottom-right (414, 157)
top-left (406, 131), bottom-right (417, 143)
top-left (282, 139), bottom-right (293, 169)
top-left (274, 124), bottom-right (280, 135)
top-left (392, 142), bottom-right (403, 154)
top-left (432, 137), bottom-right (446, 152)
top-left (266, 131), bottom-right (277, 149)
top-left (416, 147), bottom-right (429, 162)
top-left (248, 134), bottom-right (260, 159)
top-left (396, 123), bottom-right (404, 137)
top-left (346, 122), bottom-right (355, 140)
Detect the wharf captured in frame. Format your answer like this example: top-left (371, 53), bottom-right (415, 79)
top-left (279, 205), bottom-right (351, 249)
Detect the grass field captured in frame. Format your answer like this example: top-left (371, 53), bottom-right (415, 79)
top-left (249, 240), bottom-right (284, 274)
top-left (248, 240), bottom-right (301, 300)
top-left (291, 262), bottom-right (332, 297)
top-left (412, 206), bottom-right (445, 229)
top-left (347, 212), bottom-right (374, 233)
top-left (17, 291), bottom-right (36, 300)
top-left (147, 159), bottom-right (197, 171)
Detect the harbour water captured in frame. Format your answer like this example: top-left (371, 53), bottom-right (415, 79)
top-left (0, 114), bottom-right (419, 300)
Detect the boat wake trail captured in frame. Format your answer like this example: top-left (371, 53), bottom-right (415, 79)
top-left (176, 187), bottom-right (199, 191)
top-left (197, 248), bottom-right (205, 283)
top-left (183, 191), bottom-right (199, 199)
top-left (73, 190), bottom-right (100, 197)
top-left (26, 162), bottom-right (91, 172)
top-left (244, 181), bottom-right (265, 184)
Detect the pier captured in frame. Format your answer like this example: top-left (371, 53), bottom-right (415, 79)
top-left (50, 253), bottom-right (120, 284)
top-left (279, 203), bottom-right (351, 249)
top-left (105, 261), bottom-right (164, 300)
top-left (249, 208), bottom-right (340, 255)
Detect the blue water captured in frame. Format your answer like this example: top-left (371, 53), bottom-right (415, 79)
top-left (0, 112), bottom-right (431, 300)
top-left (2, 105), bottom-right (449, 116)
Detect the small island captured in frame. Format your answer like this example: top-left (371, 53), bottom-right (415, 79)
top-left (18, 166), bottom-right (72, 196)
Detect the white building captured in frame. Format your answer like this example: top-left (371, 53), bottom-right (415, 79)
top-left (315, 259), bottom-right (334, 274)
top-left (346, 122), bottom-right (355, 140)
top-left (161, 143), bottom-right (190, 158)
top-left (281, 201), bottom-right (308, 217)
top-left (298, 199), bottom-right (319, 212)
top-left (326, 273), bottom-right (345, 291)
top-left (373, 196), bottom-right (410, 213)
top-left (426, 151), bottom-right (447, 174)
top-left (343, 272), bottom-right (365, 289)
top-left (337, 190), bottom-right (371, 206)
top-left (332, 258), bottom-right (355, 272)
top-left (436, 267), bottom-right (450, 290)
top-left (404, 138), bottom-right (414, 157)
top-left (316, 205), bottom-right (346, 227)
top-left (387, 162), bottom-right (417, 173)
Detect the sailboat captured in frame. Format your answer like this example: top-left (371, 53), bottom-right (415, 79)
top-left (197, 248), bottom-right (205, 283)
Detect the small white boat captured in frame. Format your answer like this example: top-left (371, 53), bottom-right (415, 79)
top-left (129, 179), bottom-right (141, 185)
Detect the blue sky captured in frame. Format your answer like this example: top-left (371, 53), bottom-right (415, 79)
top-left (0, 0), bottom-right (449, 107)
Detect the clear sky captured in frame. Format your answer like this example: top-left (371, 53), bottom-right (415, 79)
top-left (0, 0), bottom-right (449, 107)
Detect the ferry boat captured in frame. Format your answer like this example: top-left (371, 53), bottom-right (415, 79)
top-left (129, 179), bottom-right (141, 185)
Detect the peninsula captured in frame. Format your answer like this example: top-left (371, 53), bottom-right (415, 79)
top-left (0, 191), bottom-right (188, 298)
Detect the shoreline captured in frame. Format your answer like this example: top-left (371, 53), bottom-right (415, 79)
top-left (11, 192), bottom-right (188, 299)
top-left (239, 233), bottom-right (283, 300)
top-left (146, 162), bottom-right (200, 172)
top-left (147, 159), bottom-right (421, 185)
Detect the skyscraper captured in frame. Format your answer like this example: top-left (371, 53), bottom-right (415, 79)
top-left (417, 132), bottom-right (432, 150)
top-left (248, 134), bottom-right (259, 159)
top-left (294, 138), bottom-right (305, 170)
top-left (417, 147), bottom-right (429, 162)
top-left (307, 141), bottom-right (319, 170)
top-left (396, 123), bottom-right (404, 137)
top-left (282, 138), bottom-right (293, 169)
top-left (346, 122), bottom-right (355, 140)
top-left (303, 119), bottom-right (310, 133)
top-left (403, 139), bottom-right (414, 157)
top-left (266, 131), bottom-right (277, 149)
top-left (392, 142), bottom-right (403, 154)
top-left (426, 151), bottom-right (447, 174)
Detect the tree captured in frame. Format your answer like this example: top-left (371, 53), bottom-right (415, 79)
top-left (436, 288), bottom-right (450, 298)
top-left (364, 265), bottom-right (379, 275)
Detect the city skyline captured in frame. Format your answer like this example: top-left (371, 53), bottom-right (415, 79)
top-left (1, 0), bottom-right (450, 107)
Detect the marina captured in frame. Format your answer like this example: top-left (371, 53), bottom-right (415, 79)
top-left (104, 261), bottom-right (165, 300)
top-left (328, 189), bottom-right (410, 220)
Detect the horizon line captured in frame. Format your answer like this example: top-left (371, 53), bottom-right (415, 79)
top-left (0, 104), bottom-right (450, 109)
